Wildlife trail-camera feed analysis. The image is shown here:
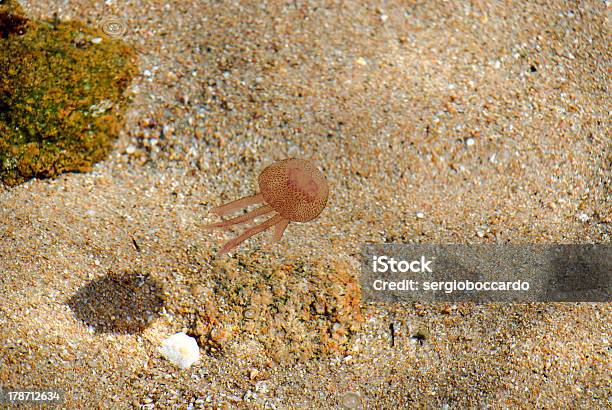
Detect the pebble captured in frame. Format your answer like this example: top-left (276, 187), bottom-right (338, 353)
top-left (577, 213), bottom-right (589, 222)
top-left (340, 391), bottom-right (361, 409)
top-left (243, 391), bottom-right (257, 402)
top-left (165, 71), bottom-right (178, 82)
top-left (91, 37), bottom-right (102, 44)
top-left (126, 145), bottom-right (136, 155)
top-left (244, 308), bottom-right (256, 319)
top-left (416, 211), bottom-right (425, 219)
top-left (255, 380), bottom-right (270, 394)
top-left (466, 138), bottom-right (475, 146)
top-left (249, 368), bottom-right (260, 380)
top-left (159, 332), bottom-right (200, 369)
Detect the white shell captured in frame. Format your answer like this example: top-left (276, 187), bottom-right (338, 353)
top-left (159, 332), bottom-right (200, 369)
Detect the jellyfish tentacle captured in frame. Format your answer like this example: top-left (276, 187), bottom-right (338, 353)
top-left (218, 214), bottom-right (283, 255)
top-left (211, 193), bottom-right (264, 216)
top-left (270, 218), bottom-right (289, 243)
top-left (205, 204), bottom-right (273, 229)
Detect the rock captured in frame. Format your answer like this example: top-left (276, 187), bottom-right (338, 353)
top-left (0, 10), bottom-right (136, 186)
top-left (159, 332), bottom-right (200, 369)
top-left (255, 380), bottom-right (269, 394)
top-left (340, 391), bottom-right (361, 409)
top-left (577, 213), bottom-right (589, 222)
top-left (249, 368), bottom-right (260, 380)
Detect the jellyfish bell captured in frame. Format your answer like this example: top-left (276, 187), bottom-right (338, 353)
top-left (259, 158), bottom-right (329, 223)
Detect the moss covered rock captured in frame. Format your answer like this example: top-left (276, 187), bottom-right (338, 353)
top-left (0, 0), bottom-right (136, 186)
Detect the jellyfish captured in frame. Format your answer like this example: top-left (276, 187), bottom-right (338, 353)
top-left (205, 158), bottom-right (329, 255)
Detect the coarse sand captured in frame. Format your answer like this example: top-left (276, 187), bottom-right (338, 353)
top-left (1, 0), bottom-right (610, 408)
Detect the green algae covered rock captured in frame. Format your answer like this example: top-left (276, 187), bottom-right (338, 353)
top-left (0, 0), bottom-right (137, 186)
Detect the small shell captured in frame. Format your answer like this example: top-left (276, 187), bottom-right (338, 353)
top-left (159, 332), bottom-right (200, 369)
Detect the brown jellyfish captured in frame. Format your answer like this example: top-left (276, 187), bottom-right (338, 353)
top-left (205, 158), bottom-right (329, 255)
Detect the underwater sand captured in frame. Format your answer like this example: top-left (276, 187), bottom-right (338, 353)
top-left (1, 0), bottom-right (610, 408)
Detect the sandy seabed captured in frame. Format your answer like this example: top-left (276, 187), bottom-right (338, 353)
top-left (1, 0), bottom-right (610, 408)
